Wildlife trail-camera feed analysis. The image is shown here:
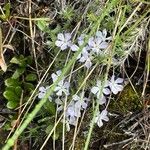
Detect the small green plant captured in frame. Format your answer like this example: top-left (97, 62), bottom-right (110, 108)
top-left (59, 5), bottom-right (75, 21)
top-left (3, 55), bottom-right (37, 109)
top-left (0, 3), bottom-right (11, 21)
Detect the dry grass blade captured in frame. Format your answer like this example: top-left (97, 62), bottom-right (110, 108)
top-left (0, 27), bottom-right (14, 72)
top-left (0, 27), bottom-right (7, 72)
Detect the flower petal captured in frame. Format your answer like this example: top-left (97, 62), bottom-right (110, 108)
top-left (102, 29), bottom-right (107, 38)
top-left (61, 43), bottom-right (68, 50)
top-left (97, 117), bottom-right (103, 127)
top-left (73, 94), bottom-right (80, 101)
top-left (56, 70), bottom-right (62, 76)
top-left (91, 86), bottom-right (99, 94)
top-left (110, 75), bottom-right (115, 82)
top-left (115, 85), bottom-right (123, 92)
top-left (85, 59), bottom-right (92, 68)
top-left (99, 42), bottom-right (108, 49)
top-left (101, 109), bottom-right (109, 121)
top-left (96, 31), bottom-right (103, 38)
top-left (79, 56), bottom-right (86, 63)
top-left (98, 95), bottom-right (106, 105)
top-left (64, 82), bottom-right (70, 89)
top-left (115, 78), bottom-right (123, 83)
top-left (103, 88), bottom-right (110, 95)
top-left (67, 106), bottom-right (75, 117)
top-left (111, 86), bottom-right (119, 94)
top-left (39, 86), bottom-right (46, 92)
top-left (71, 44), bottom-right (79, 51)
top-left (57, 33), bottom-right (64, 40)
top-left (82, 102), bottom-right (88, 109)
top-left (55, 98), bottom-right (63, 105)
top-left (88, 37), bottom-right (95, 47)
top-left (51, 73), bottom-right (57, 82)
top-left (95, 37), bottom-right (102, 45)
top-left (55, 40), bottom-right (63, 47)
top-left (38, 92), bottom-right (45, 99)
top-left (56, 90), bottom-right (63, 96)
top-left (65, 33), bottom-right (71, 41)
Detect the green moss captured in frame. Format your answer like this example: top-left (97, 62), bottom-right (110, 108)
top-left (110, 85), bottom-right (142, 114)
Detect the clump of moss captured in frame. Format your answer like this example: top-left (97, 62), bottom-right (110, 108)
top-left (110, 85), bottom-right (142, 114)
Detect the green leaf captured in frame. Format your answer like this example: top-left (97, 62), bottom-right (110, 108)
top-left (4, 3), bottom-right (10, 19)
top-left (5, 78), bottom-right (20, 87)
top-left (25, 73), bottom-right (37, 81)
top-left (26, 56), bottom-right (33, 65)
top-left (7, 101), bottom-right (18, 109)
top-left (5, 86), bottom-right (15, 92)
top-left (12, 67), bottom-right (25, 79)
top-left (15, 86), bottom-right (22, 97)
top-left (0, 3), bottom-right (10, 21)
top-left (36, 20), bottom-right (48, 32)
top-left (10, 55), bottom-right (27, 67)
top-left (3, 90), bottom-right (19, 102)
top-left (44, 101), bottom-right (56, 115)
top-left (10, 57), bottom-right (20, 64)
top-left (23, 82), bottom-right (34, 91)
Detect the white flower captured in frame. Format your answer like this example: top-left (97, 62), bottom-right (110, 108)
top-left (72, 94), bottom-right (89, 117)
top-left (91, 80), bottom-right (110, 105)
top-left (65, 93), bottom-right (89, 126)
top-left (71, 44), bottom-right (92, 69)
top-left (79, 48), bottom-right (92, 69)
top-left (96, 29), bottom-right (112, 42)
top-left (88, 37), bottom-right (108, 54)
top-left (95, 109), bottom-right (109, 127)
top-left (55, 33), bottom-right (72, 50)
top-left (38, 86), bottom-right (52, 101)
top-left (55, 98), bottom-right (78, 126)
top-left (66, 102), bottom-right (78, 126)
top-left (51, 70), bottom-right (62, 82)
top-left (73, 94), bottom-right (89, 110)
top-left (108, 75), bottom-right (124, 94)
top-left (51, 70), bottom-right (70, 96)
top-left (54, 81), bottom-right (70, 96)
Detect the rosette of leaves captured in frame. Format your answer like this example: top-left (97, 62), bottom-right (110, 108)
top-left (3, 55), bottom-right (37, 109)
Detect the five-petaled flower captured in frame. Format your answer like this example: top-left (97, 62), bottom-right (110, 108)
top-left (55, 33), bottom-right (72, 50)
top-left (66, 101), bottom-right (78, 126)
top-left (78, 48), bottom-right (92, 69)
top-left (108, 75), bottom-right (124, 94)
top-left (54, 80), bottom-right (70, 96)
top-left (95, 109), bottom-right (109, 127)
top-left (51, 70), bottom-right (62, 82)
top-left (91, 80), bottom-right (110, 104)
top-left (88, 37), bottom-right (108, 54)
top-left (72, 94), bottom-right (89, 117)
top-left (38, 86), bottom-right (52, 101)
top-left (51, 70), bottom-right (70, 96)
top-left (71, 44), bottom-right (92, 69)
